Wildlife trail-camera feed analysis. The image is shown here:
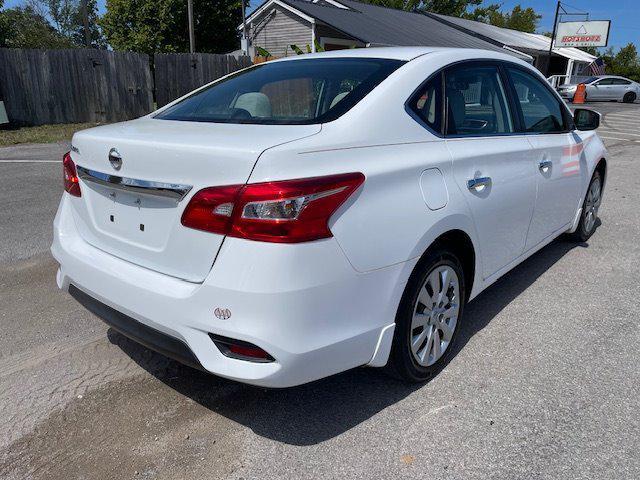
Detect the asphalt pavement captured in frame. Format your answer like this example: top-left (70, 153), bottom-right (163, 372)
top-left (1, 103), bottom-right (639, 479)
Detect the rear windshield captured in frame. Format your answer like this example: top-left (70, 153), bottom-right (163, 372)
top-left (155, 58), bottom-right (405, 125)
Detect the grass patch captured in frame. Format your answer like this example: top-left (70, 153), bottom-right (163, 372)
top-left (0, 123), bottom-right (101, 147)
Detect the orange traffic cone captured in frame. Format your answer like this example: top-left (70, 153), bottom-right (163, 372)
top-left (573, 83), bottom-right (587, 104)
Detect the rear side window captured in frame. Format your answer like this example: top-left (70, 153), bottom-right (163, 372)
top-left (612, 78), bottom-right (631, 85)
top-left (408, 73), bottom-right (443, 133)
top-left (507, 67), bottom-right (567, 133)
top-left (444, 65), bottom-right (514, 136)
top-left (155, 58), bottom-right (405, 125)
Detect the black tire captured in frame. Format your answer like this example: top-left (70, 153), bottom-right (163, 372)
top-left (623, 92), bottom-right (636, 103)
top-left (569, 171), bottom-right (603, 243)
top-left (386, 247), bottom-right (466, 383)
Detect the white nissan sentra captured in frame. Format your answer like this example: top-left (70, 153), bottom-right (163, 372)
top-left (52, 47), bottom-right (606, 387)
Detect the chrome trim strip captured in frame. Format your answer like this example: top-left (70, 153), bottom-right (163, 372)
top-left (76, 166), bottom-right (192, 201)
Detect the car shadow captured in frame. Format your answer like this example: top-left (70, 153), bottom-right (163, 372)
top-left (109, 235), bottom-right (590, 446)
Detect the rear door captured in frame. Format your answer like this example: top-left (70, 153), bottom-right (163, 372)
top-left (446, 62), bottom-right (537, 279)
top-left (505, 66), bottom-right (582, 250)
top-left (611, 78), bottom-right (633, 100)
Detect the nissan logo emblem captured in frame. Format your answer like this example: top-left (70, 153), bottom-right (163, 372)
top-left (214, 308), bottom-right (232, 320)
top-left (108, 148), bottom-right (122, 171)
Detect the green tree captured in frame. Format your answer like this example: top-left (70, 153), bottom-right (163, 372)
top-left (71, 0), bottom-right (106, 47)
top-left (578, 46), bottom-right (598, 56)
top-left (360, 0), bottom-right (540, 33)
top-left (462, 4), bottom-right (540, 32)
top-left (421, 0), bottom-right (482, 16)
top-left (29, 0), bottom-right (106, 47)
top-left (600, 43), bottom-right (640, 82)
top-left (0, 5), bottom-right (76, 48)
top-left (100, 0), bottom-right (243, 54)
top-left (615, 43), bottom-right (638, 69)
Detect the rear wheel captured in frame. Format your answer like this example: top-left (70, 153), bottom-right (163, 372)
top-left (386, 247), bottom-right (466, 382)
top-left (623, 92), bottom-right (636, 103)
top-left (570, 171), bottom-right (602, 242)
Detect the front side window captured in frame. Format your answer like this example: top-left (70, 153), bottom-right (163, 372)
top-left (155, 58), bottom-right (405, 125)
top-left (594, 78), bottom-right (614, 85)
top-left (444, 65), bottom-right (513, 136)
top-left (507, 67), bottom-right (567, 133)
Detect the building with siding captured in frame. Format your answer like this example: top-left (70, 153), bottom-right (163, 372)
top-left (241, 0), bottom-right (532, 60)
top-left (427, 13), bottom-right (596, 83)
top-left (240, 0), bottom-right (595, 82)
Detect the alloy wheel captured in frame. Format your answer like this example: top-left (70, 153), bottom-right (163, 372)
top-left (410, 265), bottom-right (460, 367)
top-left (583, 177), bottom-right (602, 234)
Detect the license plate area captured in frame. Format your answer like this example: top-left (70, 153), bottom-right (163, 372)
top-left (87, 184), bottom-right (179, 250)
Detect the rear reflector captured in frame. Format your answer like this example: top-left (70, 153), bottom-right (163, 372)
top-left (209, 334), bottom-right (274, 363)
top-left (181, 172), bottom-right (365, 243)
top-left (63, 152), bottom-right (81, 197)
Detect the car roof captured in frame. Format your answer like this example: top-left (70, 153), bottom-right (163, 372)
top-left (597, 75), bottom-right (633, 80)
top-left (271, 46), bottom-right (528, 63)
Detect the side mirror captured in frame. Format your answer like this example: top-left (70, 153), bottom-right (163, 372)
top-left (574, 108), bottom-right (600, 131)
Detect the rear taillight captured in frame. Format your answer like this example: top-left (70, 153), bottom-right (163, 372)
top-left (63, 152), bottom-right (81, 197)
top-left (181, 172), bottom-right (364, 243)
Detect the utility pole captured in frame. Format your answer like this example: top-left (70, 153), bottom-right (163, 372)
top-left (547, 0), bottom-right (561, 76)
top-left (241, 0), bottom-right (249, 55)
top-left (80, 0), bottom-right (91, 47)
top-left (187, 0), bottom-right (195, 53)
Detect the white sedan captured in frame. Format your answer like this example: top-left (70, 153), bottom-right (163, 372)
top-left (558, 75), bottom-right (640, 103)
top-left (53, 47), bottom-right (606, 387)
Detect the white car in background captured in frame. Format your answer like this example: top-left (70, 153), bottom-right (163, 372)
top-left (558, 75), bottom-right (640, 103)
top-left (53, 47), bottom-right (607, 387)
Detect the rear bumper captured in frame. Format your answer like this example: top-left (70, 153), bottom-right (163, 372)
top-left (69, 284), bottom-right (204, 371)
top-left (52, 194), bottom-right (408, 387)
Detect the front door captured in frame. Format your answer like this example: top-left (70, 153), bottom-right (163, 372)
top-left (505, 67), bottom-right (583, 249)
top-left (588, 78), bottom-right (614, 100)
top-left (444, 63), bottom-right (537, 279)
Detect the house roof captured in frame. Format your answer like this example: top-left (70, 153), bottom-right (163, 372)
top-left (427, 13), bottom-right (596, 63)
top-left (245, 0), bottom-right (533, 61)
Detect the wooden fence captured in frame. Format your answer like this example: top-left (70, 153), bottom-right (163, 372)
top-left (0, 49), bottom-right (253, 126)
top-left (154, 53), bottom-right (253, 108)
top-left (0, 49), bottom-right (153, 126)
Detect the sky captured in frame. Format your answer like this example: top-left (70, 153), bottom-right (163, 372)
top-left (3, 0), bottom-right (638, 50)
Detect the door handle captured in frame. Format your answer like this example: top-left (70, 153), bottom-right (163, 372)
top-left (467, 177), bottom-right (491, 191)
top-left (539, 160), bottom-right (553, 172)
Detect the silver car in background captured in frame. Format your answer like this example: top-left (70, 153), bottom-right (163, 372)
top-left (558, 75), bottom-right (640, 103)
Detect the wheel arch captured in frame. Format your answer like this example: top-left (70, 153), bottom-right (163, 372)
top-left (367, 223), bottom-right (480, 368)
top-left (429, 229), bottom-right (476, 302)
top-left (595, 157), bottom-right (607, 190)
top-left (373, 227), bottom-right (479, 372)
top-left (405, 225), bottom-right (479, 303)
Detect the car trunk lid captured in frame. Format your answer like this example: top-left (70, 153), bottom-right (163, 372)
top-left (69, 118), bottom-right (321, 282)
